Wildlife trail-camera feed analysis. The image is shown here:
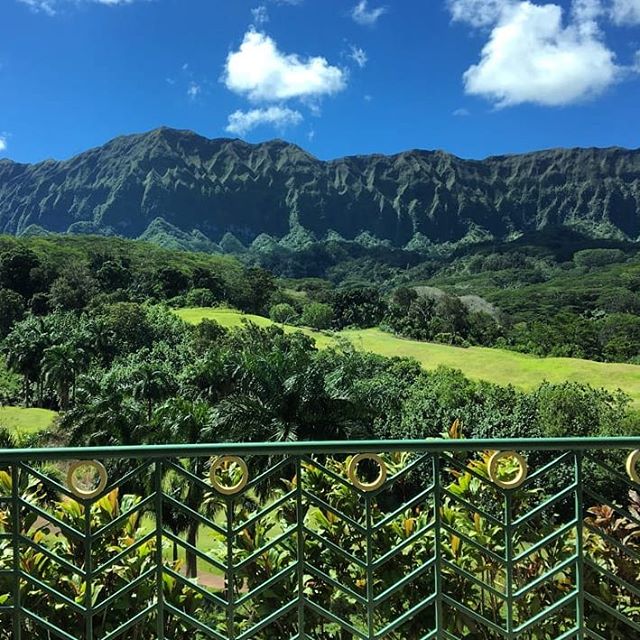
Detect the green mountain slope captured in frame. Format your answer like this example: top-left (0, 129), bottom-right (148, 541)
top-left (1, 127), bottom-right (639, 246)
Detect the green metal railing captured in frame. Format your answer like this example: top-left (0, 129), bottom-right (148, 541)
top-left (0, 437), bottom-right (639, 639)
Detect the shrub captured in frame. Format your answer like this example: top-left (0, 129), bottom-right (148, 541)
top-left (269, 302), bottom-right (299, 324)
top-left (301, 302), bottom-right (334, 330)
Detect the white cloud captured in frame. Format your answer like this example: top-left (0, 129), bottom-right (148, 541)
top-left (251, 5), bottom-right (269, 26)
top-left (223, 30), bottom-right (346, 102)
top-left (572, 0), bottom-right (605, 23)
top-left (453, 107), bottom-right (471, 116)
top-left (17, 0), bottom-right (56, 13)
top-left (349, 46), bottom-right (368, 68)
top-left (18, 0), bottom-right (140, 14)
top-left (187, 82), bottom-right (202, 99)
top-left (462, 1), bottom-right (620, 107)
top-left (448, 0), bottom-right (512, 27)
top-left (0, 136), bottom-right (7, 153)
top-left (610, 0), bottom-right (640, 24)
top-left (351, 1), bottom-right (387, 25)
top-left (226, 106), bottom-right (303, 135)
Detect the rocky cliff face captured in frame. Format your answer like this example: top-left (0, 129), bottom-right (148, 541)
top-left (1, 127), bottom-right (638, 245)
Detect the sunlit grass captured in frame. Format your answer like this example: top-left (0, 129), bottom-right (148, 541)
top-left (176, 307), bottom-right (640, 407)
top-left (0, 406), bottom-right (58, 435)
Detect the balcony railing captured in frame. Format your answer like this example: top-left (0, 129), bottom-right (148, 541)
top-left (0, 437), bottom-right (639, 639)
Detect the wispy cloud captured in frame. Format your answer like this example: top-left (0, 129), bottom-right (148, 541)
top-left (18, 0), bottom-right (141, 14)
top-left (349, 45), bottom-right (368, 68)
top-left (351, 0), bottom-right (387, 25)
top-left (453, 108), bottom-right (470, 116)
top-left (447, 0), bottom-right (510, 28)
top-left (610, 0), bottom-right (640, 24)
top-left (223, 30), bottom-right (346, 102)
top-left (226, 106), bottom-right (303, 135)
top-left (17, 0), bottom-right (56, 14)
top-left (187, 82), bottom-right (202, 100)
top-left (251, 5), bottom-right (269, 26)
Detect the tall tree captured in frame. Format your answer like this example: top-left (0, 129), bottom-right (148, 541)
top-left (151, 398), bottom-right (216, 578)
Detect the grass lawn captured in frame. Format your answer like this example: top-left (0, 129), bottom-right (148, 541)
top-left (176, 307), bottom-right (640, 407)
top-left (0, 406), bottom-right (58, 435)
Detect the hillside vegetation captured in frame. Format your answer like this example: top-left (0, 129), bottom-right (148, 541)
top-left (176, 308), bottom-right (640, 406)
top-left (1, 127), bottom-right (639, 247)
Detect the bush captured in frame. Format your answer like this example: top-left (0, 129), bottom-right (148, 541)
top-left (301, 302), bottom-right (334, 330)
top-left (269, 303), bottom-right (298, 324)
top-left (573, 248), bottom-right (626, 269)
top-left (185, 288), bottom-right (218, 307)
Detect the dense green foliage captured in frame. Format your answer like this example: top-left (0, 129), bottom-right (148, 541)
top-left (2, 128), bottom-right (639, 248)
top-left (2, 300), bottom-right (634, 445)
top-left (0, 235), bottom-right (276, 333)
top-left (0, 233), bottom-right (636, 638)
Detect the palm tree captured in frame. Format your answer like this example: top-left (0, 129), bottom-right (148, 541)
top-left (131, 362), bottom-right (175, 422)
top-left (151, 398), bottom-right (216, 578)
top-left (42, 343), bottom-right (86, 410)
top-left (3, 316), bottom-right (48, 405)
top-left (64, 374), bottom-right (145, 447)
top-left (213, 328), bottom-right (360, 444)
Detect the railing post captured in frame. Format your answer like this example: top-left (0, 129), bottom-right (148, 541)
top-left (505, 491), bottom-right (514, 640)
top-left (434, 454), bottom-right (443, 639)
top-left (365, 492), bottom-right (374, 639)
top-left (84, 496), bottom-right (93, 640)
top-left (575, 451), bottom-right (585, 638)
top-left (226, 496), bottom-right (236, 640)
top-left (11, 464), bottom-right (20, 640)
top-left (295, 456), bottom-right (305, 639)
top-left (155, 460), bottom-right (165, 639)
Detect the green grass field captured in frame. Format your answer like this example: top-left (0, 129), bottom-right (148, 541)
top-left (0, 406), bottom-right (58, 435)
top-left (176, 307), bottom-right (640, 406)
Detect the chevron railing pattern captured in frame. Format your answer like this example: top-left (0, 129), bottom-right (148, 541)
top-left (0, 438), bottom-right (638, 639)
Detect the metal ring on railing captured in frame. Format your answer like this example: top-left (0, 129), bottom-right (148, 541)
top-left (348, 453), bottom-right (387, 492)
top-left (67, 460), bottom-right (108, 500)
top-left (209, 455), bottom-right (249, 496)
top-left (626, 450), bottom-right (640, 483)
top-left (488, 451), bottom-right (528, 490)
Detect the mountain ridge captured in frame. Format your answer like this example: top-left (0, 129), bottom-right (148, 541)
top-left (1, 127), bottom-right (639, 247)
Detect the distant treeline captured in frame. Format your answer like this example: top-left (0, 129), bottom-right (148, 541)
top-left (0, 235), bottom-right (639, 364)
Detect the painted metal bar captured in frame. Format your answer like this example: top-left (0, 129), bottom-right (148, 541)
top-left (84, 490), bottom-right (93, 640)
top-left (295, 456), bottom-right (305, 639)
top-left (1, 436), bottom-right (640, 462)
top-left (504, 490), bottom-right (514, 640)
top-left (575, 451), bottom-right (585, 640)
top-left (11, 464), bottom-right (20, 640)
top-left (365, 492), bottom-right (374, 639)
top-left (433, 454), bottom-right (443, 640)
top-left (155, 460), bottom-right (165, 640)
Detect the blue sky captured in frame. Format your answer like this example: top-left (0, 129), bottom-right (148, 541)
top-left (2, 0), bottom-right (639, 163)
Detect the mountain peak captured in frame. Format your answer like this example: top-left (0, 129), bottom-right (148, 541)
top-left (0, 128), bottom-right (638, 244)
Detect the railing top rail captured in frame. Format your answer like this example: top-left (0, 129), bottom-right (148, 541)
top-left (1, 436), bottom-right (639, 462)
